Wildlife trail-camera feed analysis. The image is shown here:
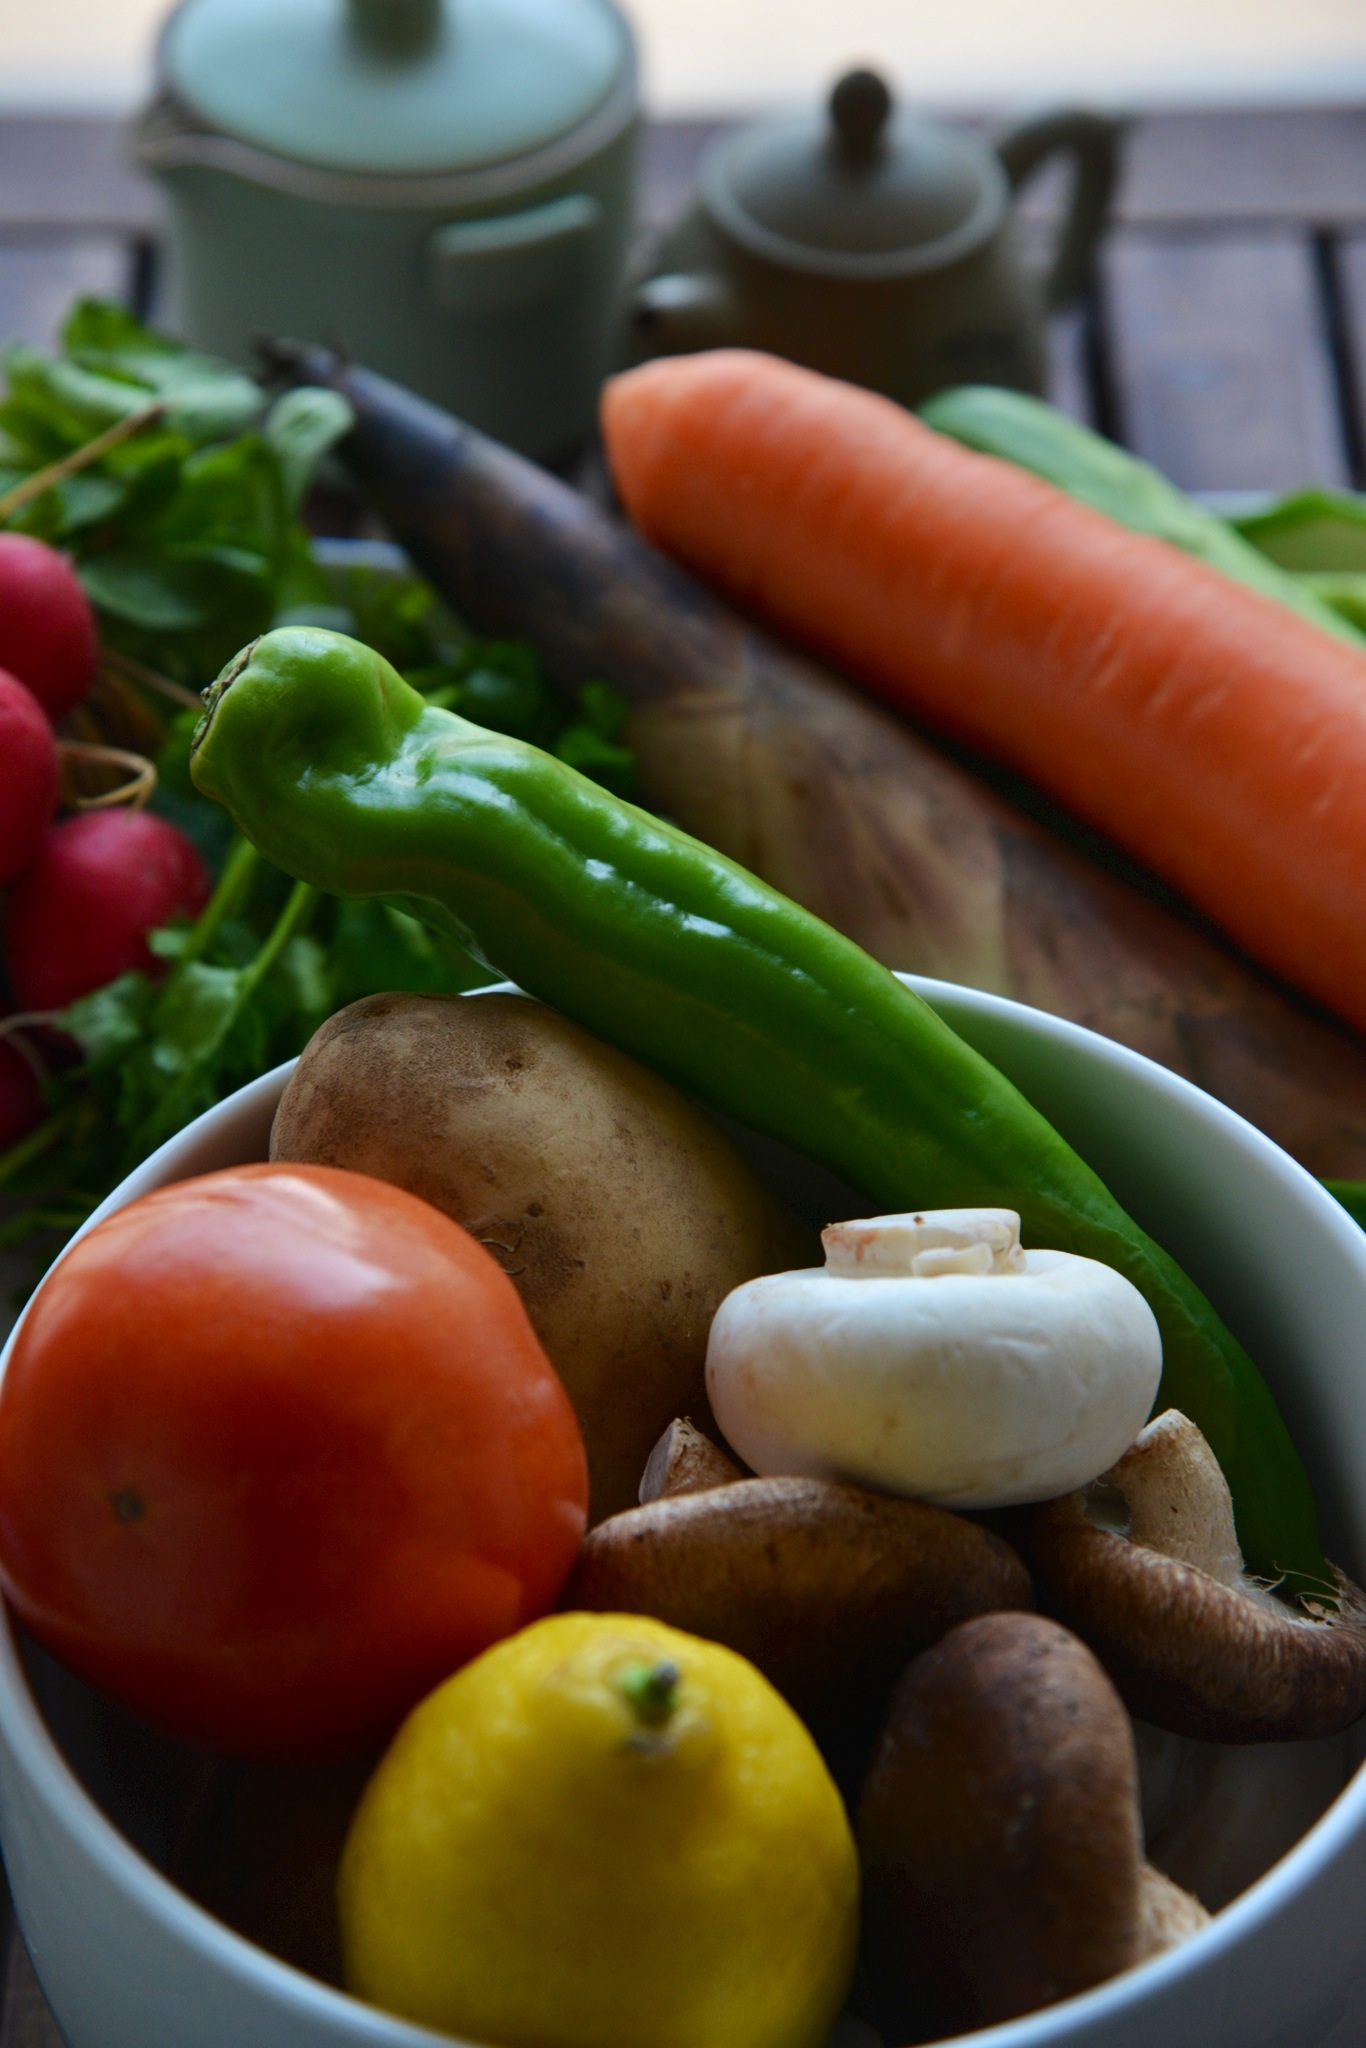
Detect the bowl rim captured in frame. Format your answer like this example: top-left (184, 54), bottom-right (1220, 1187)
top-left (1, 974), bottom-right (1365, 2048)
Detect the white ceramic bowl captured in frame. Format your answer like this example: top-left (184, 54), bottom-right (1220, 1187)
top-left (2, 975), bottom-right (1366, 2048)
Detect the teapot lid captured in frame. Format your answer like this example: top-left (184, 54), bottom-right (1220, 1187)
top-left (159, 0), bottom-right (631, 177)
top-left (704, 70), bottom-right (1005, 279)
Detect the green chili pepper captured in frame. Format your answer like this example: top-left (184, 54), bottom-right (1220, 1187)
top-left (191, 625), bottom-right (1330, 1599)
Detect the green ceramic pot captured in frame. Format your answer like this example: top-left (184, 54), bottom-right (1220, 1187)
top-left (135, 0), bottom-right (638, 462)
top-left (630, 70), bottom-right (1123, 410)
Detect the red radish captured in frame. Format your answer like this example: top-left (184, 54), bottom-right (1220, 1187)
top-left (0, 670), bottom-right (59, 884)
top-left (0, 534), bottom-right (99, 722)
top-left (0, 1037), bottom-right (42, 1152)
top-left (5, 811), bottom-right (211, 1012)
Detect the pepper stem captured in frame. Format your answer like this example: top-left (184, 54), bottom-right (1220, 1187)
top-left (616, 1659), bottom-right (680, 1727)
top-left (177, 835), bottom-right (260, 969)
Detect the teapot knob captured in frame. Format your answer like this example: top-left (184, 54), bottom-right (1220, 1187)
top-left (829, 68), bottom-right (892, 165)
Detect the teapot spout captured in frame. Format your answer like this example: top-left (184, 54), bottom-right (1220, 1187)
top-left (630, 273), bottom-right (741, 355)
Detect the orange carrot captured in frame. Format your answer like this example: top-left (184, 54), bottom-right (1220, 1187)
top-left (602, 349), bottom-right (1366, 1038)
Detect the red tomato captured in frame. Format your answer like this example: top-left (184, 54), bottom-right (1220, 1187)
top-left (0, 1164), bottom-right (588, 1761)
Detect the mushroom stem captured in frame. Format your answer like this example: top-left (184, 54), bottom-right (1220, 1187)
top-left (616, 1658), bottom-right (680, 1727)
top-left (1104, 1409), bottom-right (1247, 1595)
top-left (639, 1418), bottom-right (743, 1503)
top-left (1033, 1411), bottom-right (1366, 1741)
top-left (1133, 1863), bottom-right (1211, 1960)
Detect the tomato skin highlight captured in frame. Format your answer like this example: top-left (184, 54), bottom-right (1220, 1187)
top-left (0, 1163), bottom-right (588, 1760)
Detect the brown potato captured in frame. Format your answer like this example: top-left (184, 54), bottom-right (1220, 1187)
top-left (271, 991), bottom-right (812, 1520)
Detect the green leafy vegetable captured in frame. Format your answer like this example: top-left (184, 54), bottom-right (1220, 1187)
top-left (1297, 573), bottom-right (1366, 633)
top-left (0, 303), bottom-right (635, 1284)
top-left (0, 842), bottom-right (490, 1260)
top-left (1232, 489), bottom-right (1366, 574)
top-left (0, 302), bottom-right (351, 683)
top-left (264, 386), bottom-right (356, 513)
top-left (1324, 1180), bottom-right (1366, 1232)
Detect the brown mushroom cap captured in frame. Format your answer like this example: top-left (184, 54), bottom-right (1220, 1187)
top-left (638, 1417), bottom-right (744, 1502)
top-left (561, 1475), bottom-right (1032, 1754)
top-left (856, 1612), bottom-right (1149, 2039)
top-left (1032, 1411), bottom-right (1366, 1742)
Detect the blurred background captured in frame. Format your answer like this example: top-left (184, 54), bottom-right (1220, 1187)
top-left (3, 0), bottom-right (1366, 111)
top-left (2, 0), bottom-right (1366, 497)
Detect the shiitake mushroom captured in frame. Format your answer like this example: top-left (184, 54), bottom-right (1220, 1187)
top-left (1032, 1410), bottom-right (1366, 1742)
top-left (856, 1612), bottom-right (1207, 2042)
top-left (563, 1466), bottom-right (1034, 1769)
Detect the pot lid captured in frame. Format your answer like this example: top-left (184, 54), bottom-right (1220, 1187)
top-left (704, 69), bottom-right (1004, 277)
top-left (159, 0), bottom-right (630, 178)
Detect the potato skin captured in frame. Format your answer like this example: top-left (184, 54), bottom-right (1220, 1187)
top-left (271, 992), bottom-right (811, 1520)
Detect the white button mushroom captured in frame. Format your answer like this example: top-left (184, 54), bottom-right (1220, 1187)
top-left (705, 1208), bottom-right (1162, 1509)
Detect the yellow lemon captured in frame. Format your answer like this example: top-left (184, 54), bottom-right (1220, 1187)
top-left (337, 1610), bottom-right (859, 2048)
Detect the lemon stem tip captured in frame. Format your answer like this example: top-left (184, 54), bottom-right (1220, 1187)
top-left (617, 1659), bottom-right (680, 1726)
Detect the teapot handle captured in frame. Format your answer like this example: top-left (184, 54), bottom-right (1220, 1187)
top-left (995, 110), bottom-right (1127, 311)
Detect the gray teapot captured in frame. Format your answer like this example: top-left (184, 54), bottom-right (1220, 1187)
top-left (630, 70), bottom-right (1123, 407)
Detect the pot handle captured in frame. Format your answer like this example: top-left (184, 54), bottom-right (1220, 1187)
top-left (995, 110), bottom-right (1127, 311)
top-left (428, 195), bottom-right (601, 316)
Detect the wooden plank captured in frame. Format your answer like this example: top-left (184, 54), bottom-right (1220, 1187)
top-left (1116, 106), bottom-right (1366, 230)
top-left (1043, 307), bottom-right (1095, 424)
top-left (0, 118), bottom-right (160, 235)
top-left (3, 106), bottom-right (1365, 240)
top-left (1004, 106), bottom-right (1366, 231)
top-left (1101, 227), bottom-right (1350, 491)
top-left (637, 119), bottom-right (724, 234)
top-left (1332, 233), bottom-right (1366, 472)
top-left (0, 235), bottom-right (134, 351)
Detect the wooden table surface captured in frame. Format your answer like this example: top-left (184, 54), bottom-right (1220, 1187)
top-left (2, 98), bottom-right (1365, 2044)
